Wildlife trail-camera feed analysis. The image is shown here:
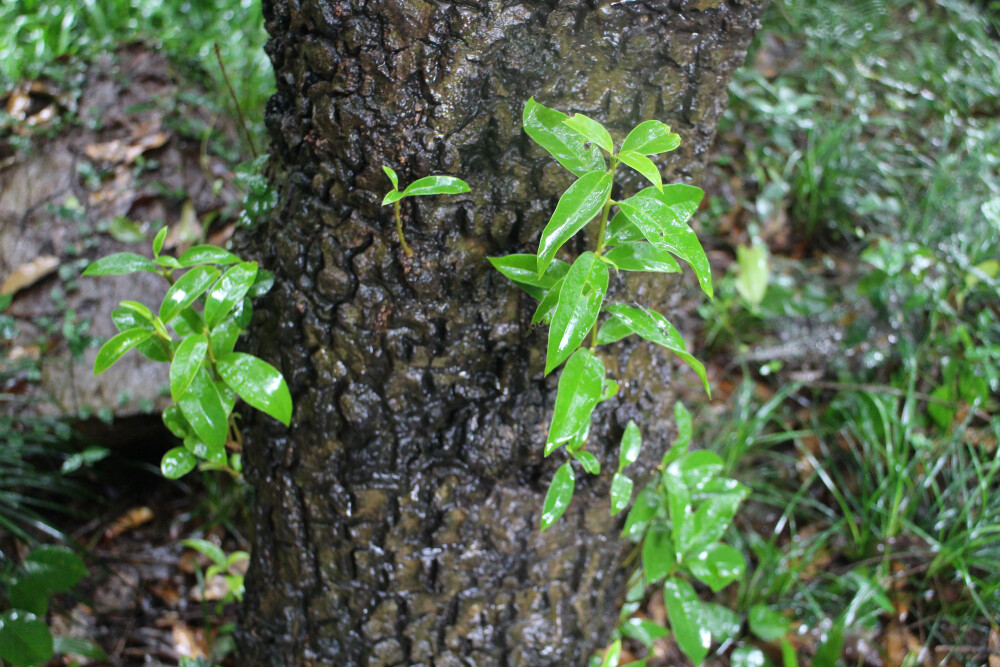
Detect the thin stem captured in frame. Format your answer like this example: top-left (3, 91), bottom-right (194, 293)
top-left (213, 43), bottom-right (259, 159)
top-left (394, 200), bottom-right (413, 257)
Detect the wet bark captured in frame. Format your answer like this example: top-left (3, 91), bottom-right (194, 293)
top-left (237, 1), bottom-right (766, 664)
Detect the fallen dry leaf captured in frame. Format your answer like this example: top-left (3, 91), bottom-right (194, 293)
top-left (104, 506), bottom-right (154, 540)
top-left (84, 129), bottom-right (169, 165)
top-left (0, 255), bottom-right (60, 295)
top-left (171, 621), bottom-right (208, 659)
top-left (190, 574), bottom-right (231, 602)
top-left (989, 626), bottom-right (1000, 667)
top-left (164, 200), bottom-right (202, 251)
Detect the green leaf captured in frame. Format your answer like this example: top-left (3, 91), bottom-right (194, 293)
top-left (178, 245), bottom-right (241, 267)
top-left (731, 647), bottom-right (768, 667)
top-left (749, 605), bottom-right (790, 642)
top-left (152, 226), bottom-right (168, 256)
top-left (663, 578), bottom-right (712, 666)
top-left (536, 171), bottom-right (612, 277)
top-left (178, 367), bottom-right (229, 451)
top-left (605, 210), bottom-right (645, 245)
top-left (547, 253), bottom-right (608, 374)
top-left (383, 165), bottom-right (399, 189)
top-left (401, 175), bottom-right (471, 198)
top-left (687, 542), bottom-right (745, 592)
top-left (699, 602), bottom-right (741, 643)
top-left (182, 538), bottom-right (228, 568)
top-left (532, 278), bottom-right (563, 325)
top-left (541, 462), bottom-right (575, 531)
top-left (161, 447), bottom-right (198, 479)
top-left (83, 252), bottom-right (158, 276)
top-left (248, 269), bottom-right (275, 298)
top-left (664, 472), bottom-right (692, 557)
top-left (622, 488), bottom-right (661, 542)
top-left (668, 450), bottom-right (724, 491)
top-left (546, 348), bottom-right (605, 454)
top-left (734, 243), bottom-right (770, 307)
top-left (159, 265), bottom-right (220, 323)
top-left (184, 434), bottom-right (226, 464)
top-left (598, 304), bottom-right (709, 395)
top-left (110, 307), bottom-right (170, 362)
top-left (599, 639), bottom-right (621, 667)
top-left (155, 254), bottom-right (181, 269)
top-left (674, 402), bottom-right (693, 450)
top-left (170, 334), bottom-right (208, 402)
top-left (204, 261), bottom-right (258, 328)
top-left (0, 610), bottom-right (53, 666)
top-left (107, 216), bottom-right (146, 243)
top-left (216, 352), bottom-right (292, 426)
top-left (682, 491), bottom-right (746, 556)
top-left (381, 190), bottom-right (405, 206)
top-left (489, 255), bottom-right (569, 300)
top-left (523, 97), bottom-right (605, 176)
top-left (617, 185), bottom-right (712, 298)
top-left (9, 547), bottom-right (87, 616)
top-left (618, 151), bottom-right (662, 190)
top-left (642, 523), bottom-right (675, 582)
top-left (619, 420), bottom-right (642, 469)
top-left (574, 451), bottom-right (601, 475)
top-left (562, 113), bottom-right (614, 153)
top-left (210, 317), bottom-right (242, 358)
top-left (169, 306), bottom-right (205, 337)
top-left (52, 636), bottom-right (107, 660)
top-left (621, 120), bottom-right (680, 155)
top-left (163, 405), bottom-right (190, 439)
top-left (609, 472), bottom-right (633, 515)
top-left (621, 618), bottom-right (669, 648)
top-left (94, 328), bottom-right (153, 375)
top-left (604, 242), bottom-right (681, 273)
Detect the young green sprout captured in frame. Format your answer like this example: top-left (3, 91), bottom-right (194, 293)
top-left (381, 166), bottom-right (471, 257)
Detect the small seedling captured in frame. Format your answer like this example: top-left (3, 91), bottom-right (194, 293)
top-left (381, 166), bottom-right (470, 256)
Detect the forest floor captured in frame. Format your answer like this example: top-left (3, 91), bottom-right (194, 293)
top-left (2, 1), bottom-right (999, 666)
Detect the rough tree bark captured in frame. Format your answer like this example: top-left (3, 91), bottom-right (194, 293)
top-left (236, 1), bottom-right (766, 664)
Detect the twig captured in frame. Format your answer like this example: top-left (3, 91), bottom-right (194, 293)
top-left (213, 43), bottom-right (258, 159)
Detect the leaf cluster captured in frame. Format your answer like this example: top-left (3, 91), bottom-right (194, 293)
top-left (0, 547), bottom-right (105, 667)
top-left (381, 166), bottom-right (471, 257)
top-left (491, 99), bottom-right (714, 531)
top-left (84, 227), bottom-right (292, 479)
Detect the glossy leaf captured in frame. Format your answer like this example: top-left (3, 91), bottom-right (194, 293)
top-left (169, 306), bottom-right (204, 338)
top-left (674, 402), bottom-right (693, 450)
top-left (541, 462), bottom-right (575, 531)
top-left (94, 328), bottom-right (153, 375)
top-left (0, 610), bottom-right (53, 667)
top-left (575, 450), bottom-right (601, 475)
top-left (642, 523), bottom-right (675, 582)
top-left (620, 120), bottom-right (680, 155)
top-left (547, 253), bottom-right (609, 374)
top-left (622, 488), bottom-right (661, 542)
top-left (598, 304), bottom-right (709, 395)
top-left (536, 171), bottom-right (612, 277)
top-left (216, 352), bottom-right (292, 426)
top-left (210, 317), bottom-right (242, 358)
top-left (162, 405), bottom-right (190, 439)
top-left (667, 450), bottom-right (724, 492)
top-left (152, 226), bottom-right (168, 256)
top-left (247, 268), bottom-right (275, 298)
top-left (382, 190), bottom-right (405, 206)
top-left (169, 334), bottom-right (208, 402)
top-left (604, 242), bottom-right (681, 273)
top-left (610, 472), bottom-right (633, 515)
top-left (734, 243), bottom-right (770, 306)
top-left (682, 492), bottom-right (746, 556)
top-left (621, 618), bottom-right (669, 648)
top-left (699, 602), bottom-right (741, 642)
top-left (664, 472), bottom-right (692, 559)
top-left (83, 252), bottom-right (158, 276)
top-left (532, 278), bottom-right (563, 325)
top-left (489, 255), bottom-right (569, 300)
top-left (178, 245), bottom-right (241, 267)
top-left (161, 447), bottom-right (198, 479)
top-left (204, 261), bottom-right (258, 328)
top-left (401, 175), bottom-right (470, 198)
top-left (52, 636), bottom-right (107, 660)
top-left (663, 577), bottom-right (712, 666)
top-left (619, 420), bottom-right (642, 469)
top-left (523, 97), bottom-right (605, 176)
top-left (111, 307), bottom-right (170, 362)
top-left (749, 604), bottom-right (790, 641)
top-left (383, 165), bottom-right (399, 189)
top-left (563, 113), bottom-right (613, 153)
top-left (178, 367), bottom-right (229, 451)
top-left (600, 639), bottom-right (621, 667)
top-left (618, 150), bottom-right (662, 191)
top-left (687, 542), bottom-right (745, 592)
top-left (9, 547), bottom-right (87, 616)
top-left (546, 348), bottom-right (605, 454)
top-left (730, 647), bottom-right (767, 667)
top-left (159, 265), bottom-right (220, 323)
top-left (605, 210), bottom-right (645, 244)
top-left (616, 185), bottom-right (712, 298)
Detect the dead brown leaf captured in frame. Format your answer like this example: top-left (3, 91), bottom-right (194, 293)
top-left (0, 255), bottom-right (60, 295)
top-left (103, 506), bottom-right (154, 540)
top-left (190, 574), bottom-right (231, 602)
top-left (989, 627), bottom-right (1000, 667)
top-left (171, 621), bottom-right (208, 659)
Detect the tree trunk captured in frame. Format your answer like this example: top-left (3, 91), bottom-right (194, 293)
top-left (236, 1), bottom-right (765, 664)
